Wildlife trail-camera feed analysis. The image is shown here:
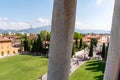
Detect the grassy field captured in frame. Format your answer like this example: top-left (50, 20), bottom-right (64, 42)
top-left (0, 55), bottom-right (105, 80)
top-left (70, 60), bottom-right (105, 80)
top-left (0, 55), bottom-right (48, 80)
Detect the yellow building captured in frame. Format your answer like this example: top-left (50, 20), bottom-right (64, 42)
top-left (0, 38), bottom-right (18, 57)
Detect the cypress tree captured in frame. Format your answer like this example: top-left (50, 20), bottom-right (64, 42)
top-left (27, 38), bottom-right (31, 53)
top-left (24, 36), bottom-right (28, 51)
top-left (88, 40), bottom-right (94, 58)
top-left (37, 34), bottom-right (43, 52)
top-left (72, 45), bottom-right (75, 57)
top-left (75, 39), bottom-right (78, 47)
top-left (79, 38), bottom-right (82, 49)
top-left (94, 38), bottom-right (97, 47)
top-left (106, 43), bottom-right (109, 61)
top-left (101, 43), bottom-right (106, 60)
top-left (31, 39), bottom-right (37, 52)
top-left (91, 38), bottom-right (97, 47)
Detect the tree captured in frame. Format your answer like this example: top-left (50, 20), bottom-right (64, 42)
top-left (72, 45), bottom-right (75, 57)
top-left (88, 40), bottom-right (94, 58)
top-left (24, 36), bottom-right (28, 51)
top-left (47, 32), bottom-right (51, 41)
top-left (46, 32), bottom-right (51, 49)
top-left (23, 36), bottom-right (32, 53)
top-left (36, 34), bottom-right (43, 52)
top-left (82, 42), bottom-right (88, 48)
top-left (91, 38), bottom-right (98, 47)
top-left (15, 33), bottom-right (25, 39)
top-left (27, 38), bottom-right (32, 53)
top-left (40, 30), bottom-right (49, 48)
top-left (79, 38), bottom-right (82, 49)
top-left (101, 43), bottom-right (106, 61)
top-left (105, 43), bottom-right (109, 61)
top-left (74, 32), bottom-right (82, 47)
top-left (40, 30), bottom-right (48, 41)
top-left (31, 39), bottom-right (37, 53)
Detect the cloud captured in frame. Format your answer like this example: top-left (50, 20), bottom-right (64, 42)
top-left (0, 21), bottom-right (7, 27)
top-left (96, 0), bottom-right (103, 4)
top-left (37, 18), bottom-right (50, 26)
top-left (76, 21), bottom-right (93, 29)
top-left (0, 17), bottom-right (32, 30)
top-left (0, 17), bottom-right (8, 21)
top-left (75, 21), bottom-right (90, 29)
top-left (0, 17), bottom-right (51, 30)
top-left (0, 21), bottom-right (30, 30)
top-left (9, 22), bottom-right (30, 30)
top-left (75, 21), bottom-right (110, 30)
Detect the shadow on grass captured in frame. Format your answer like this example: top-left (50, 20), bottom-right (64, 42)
top-left (94, 75), bottom-right (104, 80)
top-left (20, 53), bottom-right (48, 58)
top-left (85, 60), bottom-right (105, 80)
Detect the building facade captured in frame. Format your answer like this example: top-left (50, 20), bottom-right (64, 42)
top-left (0, 38), bottom-right (18, 57)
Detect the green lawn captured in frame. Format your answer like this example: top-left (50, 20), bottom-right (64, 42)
top-left (0, 55), bottom-right (48, 80)
top-left (70, 60), bottom-right (105, 80)
top-left (0, 55), bottom-right (105, 80)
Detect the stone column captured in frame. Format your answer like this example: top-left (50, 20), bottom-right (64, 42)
top-left (104, 0), bottom-right (120, 80)
top-left (47, 0), bottom-right (77, 80)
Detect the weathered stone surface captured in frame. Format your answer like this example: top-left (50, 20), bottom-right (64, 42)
top-left (104, 0), bottom-right (120, 80)
top-left (47, 0), bottom-right (77, 80)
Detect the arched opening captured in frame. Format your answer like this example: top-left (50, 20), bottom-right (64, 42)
top-left (13, 51), bottom-right (16, 54)
top-left (7, 50), bottom-right (10, 55)
top-left (1, 51), bottom-right (4, 56)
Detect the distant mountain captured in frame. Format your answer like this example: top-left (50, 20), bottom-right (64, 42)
top-left (19, 26), bottom-right (51, 34)
top-left (75, 29), bottom-right (110, 34)
top-left (5, 30), bottom-right (17, 33)
top-left (0, 25), bottom-right (110, 34)
top-left (19, 25), bottom-right (110, 34)
top-left (0, 29), bottom-right (17, 33)
top-left (0, 29), bottom-right (5, 33)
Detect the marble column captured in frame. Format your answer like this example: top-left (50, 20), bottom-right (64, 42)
top-left (104, 0), bottom-right (120, 80)
top-left (47, 0), bottom-right (77, 80)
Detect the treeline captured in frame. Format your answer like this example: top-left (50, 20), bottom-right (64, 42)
top-left (24, 30), bottom-right (50, 56)
top-left (88, 38), bottom-right (98, 58)
top-left (101, 43), bottom-right (109, 62)
top-left (72, 32), bottom-right (88, 56)
top-left (23, 31), bottom-right (88, 57)
top-left (88, 38), bottom-right (109, 62)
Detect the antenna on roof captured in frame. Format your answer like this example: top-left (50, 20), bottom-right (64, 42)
top-left (30, 25), bottom-right (33, 35)
top-left (31, 25), bottom-right (32, 30)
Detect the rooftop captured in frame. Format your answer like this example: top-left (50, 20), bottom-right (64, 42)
top-left (0, 38), bottom-right (11, 43)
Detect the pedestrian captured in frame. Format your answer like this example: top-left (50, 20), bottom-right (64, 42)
top-left (76, 60), bottom-right (79, 65)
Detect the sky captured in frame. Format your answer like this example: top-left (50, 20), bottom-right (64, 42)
top-left (0, 0), bottom-right (114, 31)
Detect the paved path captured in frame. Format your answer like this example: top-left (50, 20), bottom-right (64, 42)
top-left (0, 54), bottom-right (18, 58)
top-left (39, 49), bottom-right (88, 80)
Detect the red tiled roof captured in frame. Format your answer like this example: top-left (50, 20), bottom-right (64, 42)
top-left (0, 38), bottom-right (11, 42)
top-left (83, 37), bottom-right (90, 42)
top-left (28, 36), bottom-right (38, 40)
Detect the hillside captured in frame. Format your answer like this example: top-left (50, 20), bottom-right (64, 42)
top-left (0, 25), bottom-right (110, 34)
